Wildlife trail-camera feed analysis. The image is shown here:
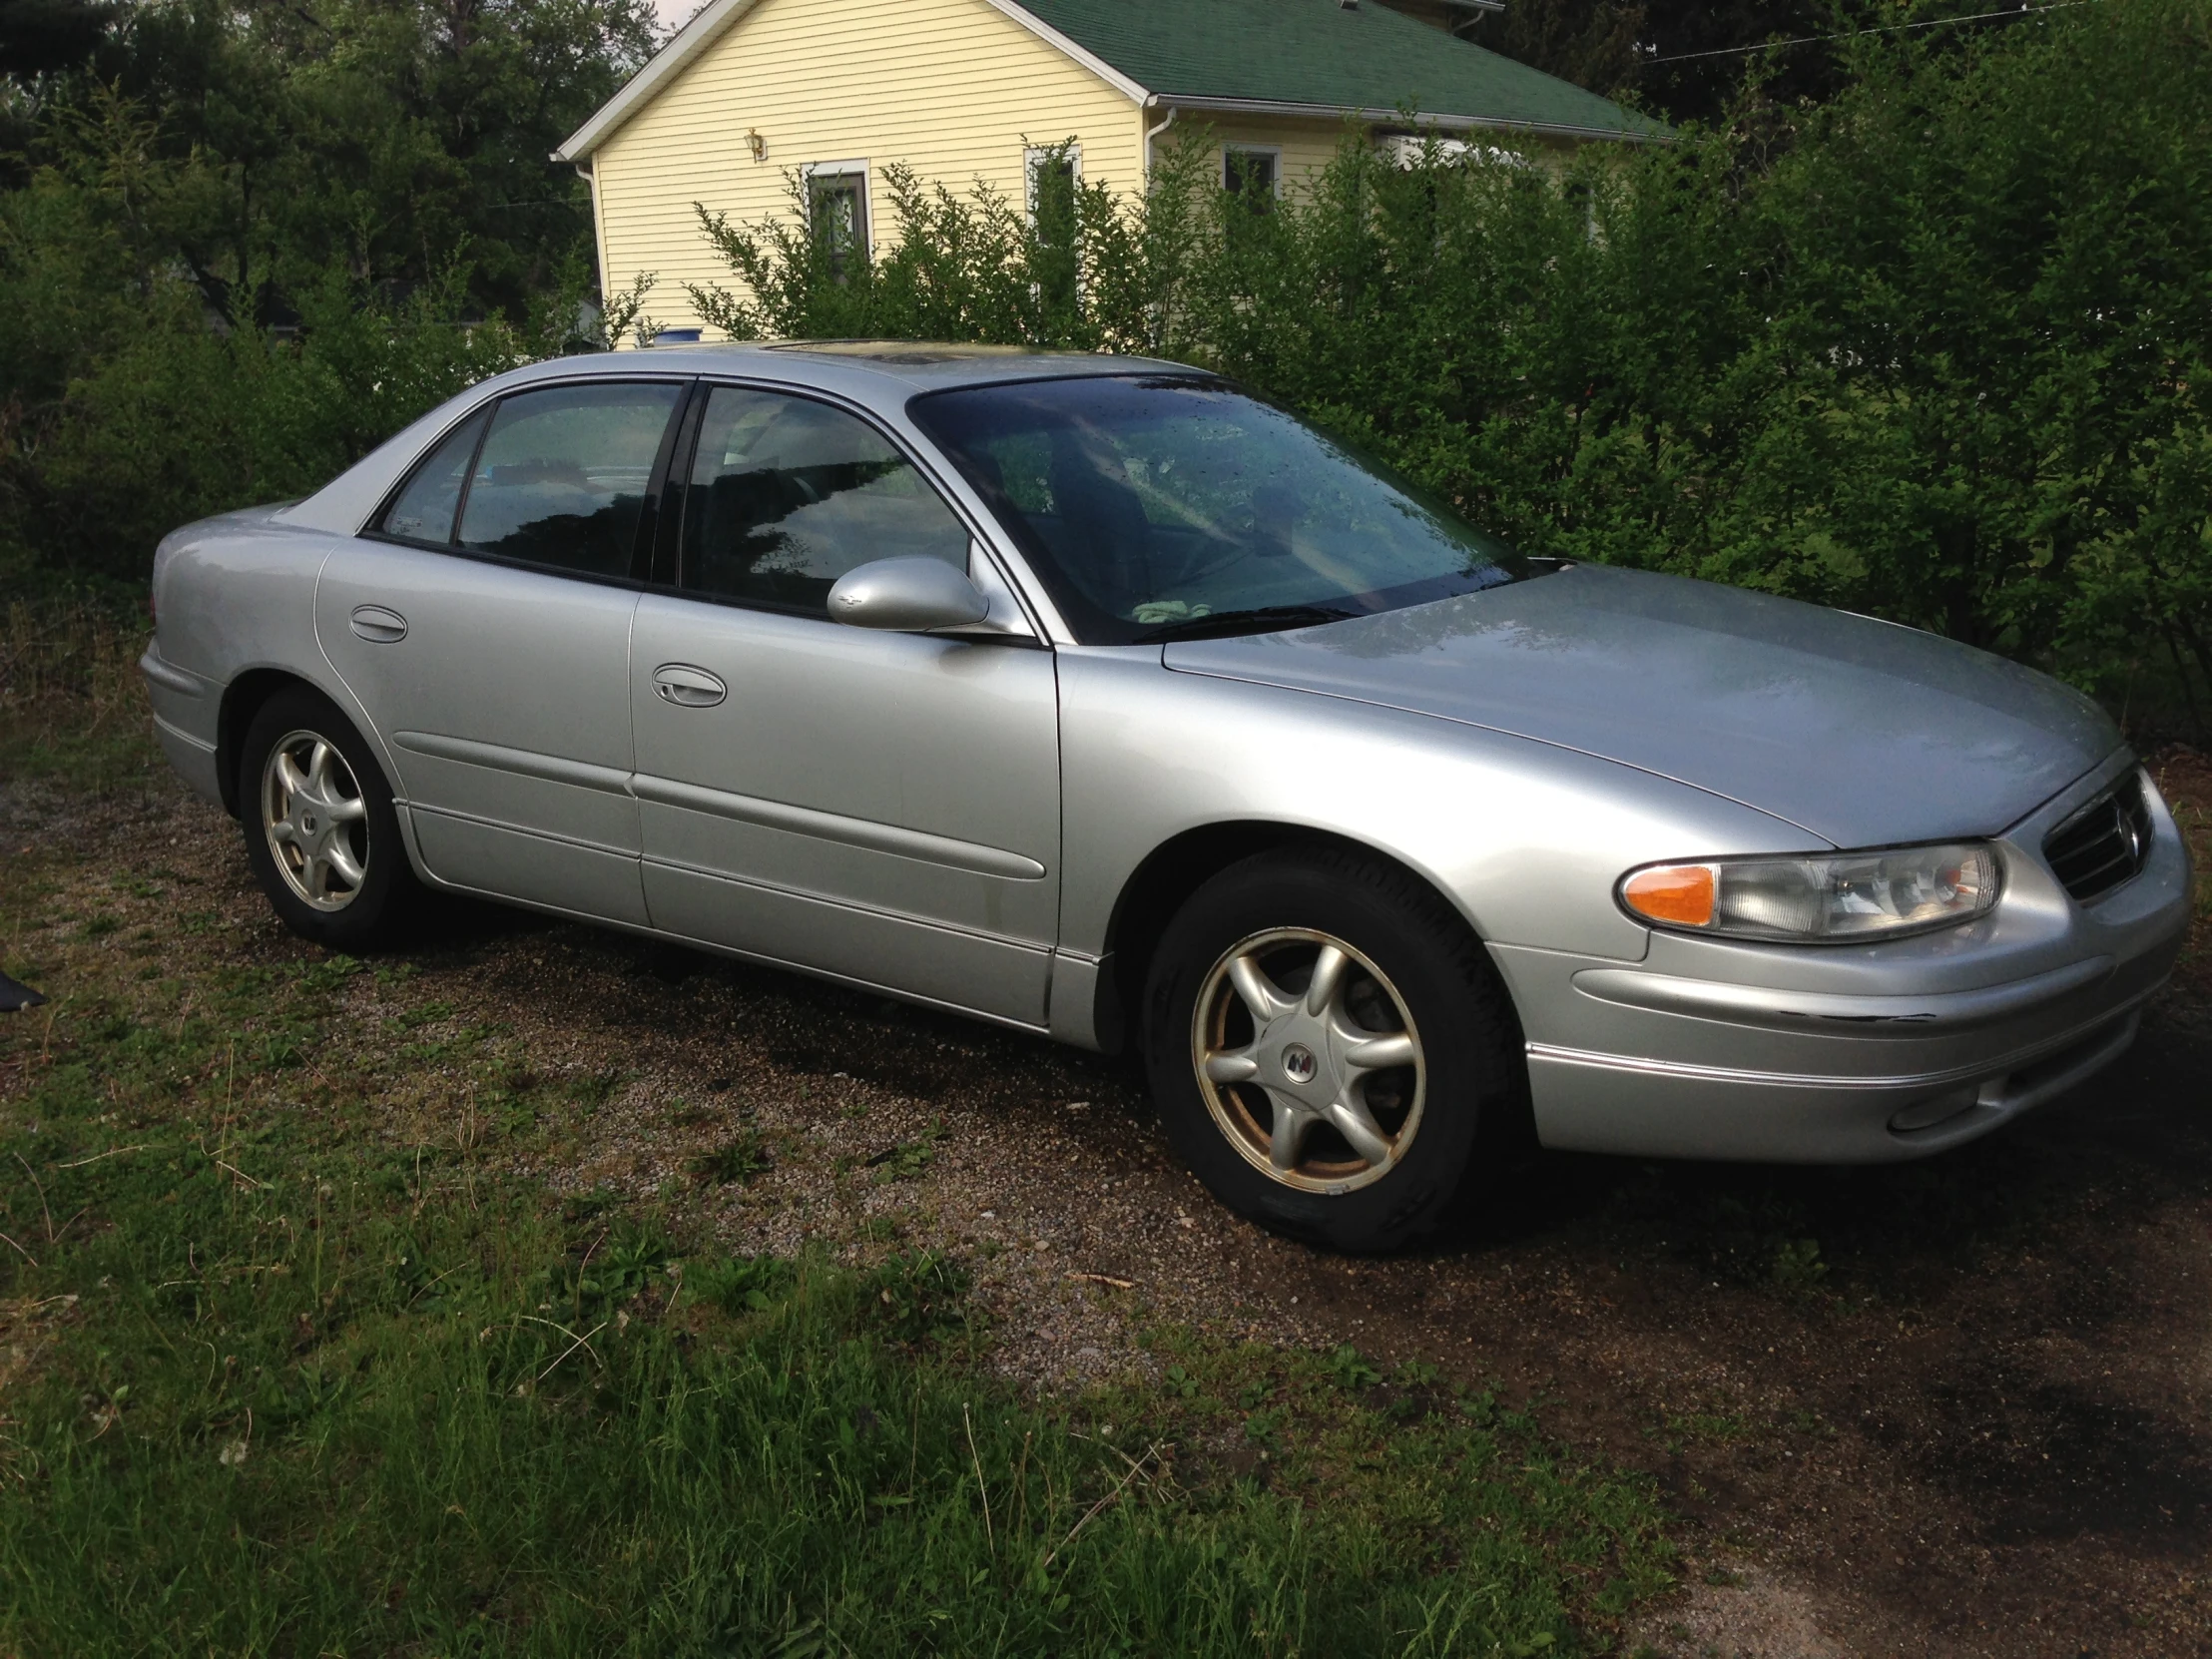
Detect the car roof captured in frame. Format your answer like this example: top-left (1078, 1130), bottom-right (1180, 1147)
top-left (505, 340), bottom-right (1199, 394)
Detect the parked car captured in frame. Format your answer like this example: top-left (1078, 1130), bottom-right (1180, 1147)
top-left (141, 345), bottom-right (2194, 1251)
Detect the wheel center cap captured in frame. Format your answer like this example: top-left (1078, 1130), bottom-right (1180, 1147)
top-left (301, 813), bottom-right (318, 834)
top-left (1281, 1043), bottom-right (1318, 1084)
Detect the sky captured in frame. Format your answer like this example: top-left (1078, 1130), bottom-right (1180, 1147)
top-left (654, 0), bottom-right (702, 33)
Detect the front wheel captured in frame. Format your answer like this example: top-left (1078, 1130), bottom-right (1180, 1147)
top-left (238, 685), bottom-right (421, 950)
top-left (1142, 848), bottom-right (1526, 1253)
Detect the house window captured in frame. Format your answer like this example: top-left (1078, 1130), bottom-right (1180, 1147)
top-left (1025, 144), bottom-right (1082, 224)
top-left (1222, 146), bottom-right (1280, 208)
top-left (805, 162), bottom-right (869, 276)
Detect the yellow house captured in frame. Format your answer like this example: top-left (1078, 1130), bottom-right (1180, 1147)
top-left (554, 0), bottom-right (1660, 338)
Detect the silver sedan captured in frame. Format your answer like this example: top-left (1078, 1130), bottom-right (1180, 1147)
top-left (141, 345), bottom-right (2195, 1251)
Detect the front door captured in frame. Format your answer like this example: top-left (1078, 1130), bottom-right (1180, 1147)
top-left (629, 382), bottom-right (1059, 1025)
top-left (316, 378), bottom-right (686, 924)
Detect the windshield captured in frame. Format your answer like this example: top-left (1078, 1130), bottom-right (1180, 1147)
top-left (908, 375), bottom-right (1521, 644)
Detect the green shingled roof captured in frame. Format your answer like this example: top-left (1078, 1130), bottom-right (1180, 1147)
top-left (1014, 0), bottom-right (1664, 139)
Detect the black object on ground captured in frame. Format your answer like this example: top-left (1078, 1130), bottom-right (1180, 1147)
top-left (0, 970), bottom-right (48, 1011)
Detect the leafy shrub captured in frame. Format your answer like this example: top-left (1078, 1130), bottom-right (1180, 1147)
top-left (9, 1), bottom-right (2206, 735)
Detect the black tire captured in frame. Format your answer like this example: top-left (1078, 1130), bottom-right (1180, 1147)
top-left (1141, 846), bottom-right (1527, 1253)
top-left (237, 685), bottom-right (421, 950)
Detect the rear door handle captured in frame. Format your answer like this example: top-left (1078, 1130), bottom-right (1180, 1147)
top-left (653, 664), bottom-right (727, 708)
top-left (349, 605), bottom-right (407, 644)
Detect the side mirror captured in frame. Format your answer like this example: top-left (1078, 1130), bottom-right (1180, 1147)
top-left (828, 557), bottom-right (991, 632)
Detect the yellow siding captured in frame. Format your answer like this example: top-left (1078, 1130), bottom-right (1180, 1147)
top-left (1170, 112), bottom-right (1362, 199)
top-left (591, 0), bottom-right (1142, 340)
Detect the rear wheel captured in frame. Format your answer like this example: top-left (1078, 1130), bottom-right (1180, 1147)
top-left (238, 686), bottom-right (420, 949)
top-left (1142, 847), bottom-right (1525, 1252)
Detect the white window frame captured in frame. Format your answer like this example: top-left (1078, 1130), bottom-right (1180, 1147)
top-left (802, 159), bottom-right (872, 258)
top-left (1221, 144), bottom-right (1283, 201)
top-left (1024, 143), bottom-right (1083, 223)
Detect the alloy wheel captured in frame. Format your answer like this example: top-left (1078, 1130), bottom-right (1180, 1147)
top-left (260, 729), bottom-right (369, 911)
top-left (1191, 927), bottom-right (1426, 1194)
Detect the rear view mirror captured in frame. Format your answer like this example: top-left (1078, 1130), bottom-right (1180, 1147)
top-left (828, 557), bottom-right (991, 633)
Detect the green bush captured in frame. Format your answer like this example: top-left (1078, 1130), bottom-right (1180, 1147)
top-left (8, 0), bottom-right (2208, 733)
top-left (0, 82), bottom-right (605, 588)
top-left (25, 274), bottom-right (543, 581)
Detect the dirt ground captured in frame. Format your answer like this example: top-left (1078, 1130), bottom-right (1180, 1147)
top-left (4, 750), bottom-right (2208, 1659)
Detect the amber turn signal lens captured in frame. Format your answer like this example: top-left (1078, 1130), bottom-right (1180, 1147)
top-left (1621, 863), bottom-right (1717, 927)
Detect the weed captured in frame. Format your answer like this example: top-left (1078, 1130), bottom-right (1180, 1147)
top-left (1243, 1405), bottom-right (1289, 1446)
top-left (296, 954), bottom-right (362, 997)
top-left (689, 1126), bottom-right (774, 1186)
top-left (560, 1068), bottom-right (622, 1115)
top-left (540, 1224), bottom-right (672, 1317)
top-left (1662, 1410), bottom-right (1752, 1446)
top-left (864, 1249), bottom-right (969, 1345)
top-left (1772, 1237), bottom-right (1829, 1290)
top-left (692, 1252), bottom-right (798, 1316)
top-left (1327, 1343), bottom-right (1382, 1391)
top-left (862, 1119), bottom-right (940, 1182)
top-left (557, 1185), bottom-right (622, 1228)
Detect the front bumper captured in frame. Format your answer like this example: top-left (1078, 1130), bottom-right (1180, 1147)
top-left (1495, 755), bottom-right (2194, 1163)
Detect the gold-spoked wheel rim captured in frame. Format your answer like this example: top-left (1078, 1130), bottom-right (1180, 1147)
top-left (260, 729), bottom-right (369, 911)
top-left (1191, 926), bottom-right (1425, 1194)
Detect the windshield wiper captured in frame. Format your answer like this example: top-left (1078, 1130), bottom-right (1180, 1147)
top-left (1131, 604), bottom-right (1357, 644)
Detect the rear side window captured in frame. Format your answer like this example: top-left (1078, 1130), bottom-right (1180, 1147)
top-left (679, 384), bottom-right (967, 614)
top-left (379, 410), bottom-right (487, 544)
top-left (456, 383), bottom-right (683, 577)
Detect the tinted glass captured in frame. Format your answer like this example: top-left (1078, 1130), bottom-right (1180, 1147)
top-left (455, 382), bottom-right (682, 577)
top-left (379, 409), bottom-right (487, 544)
top-left (680, 385), bottom-right (967, 612)
top-left (910, 375), bottom-right (1519, 644)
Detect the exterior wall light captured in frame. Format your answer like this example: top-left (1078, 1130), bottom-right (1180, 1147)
top-left (747, 128), bottom-right (768, 163)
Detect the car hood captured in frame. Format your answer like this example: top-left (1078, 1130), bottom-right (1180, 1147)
top-left (1162, 565), bottom-right (2119, 847)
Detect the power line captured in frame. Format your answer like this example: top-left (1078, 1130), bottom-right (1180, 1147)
top-left (1643, 1), bottom-right (2094, 66)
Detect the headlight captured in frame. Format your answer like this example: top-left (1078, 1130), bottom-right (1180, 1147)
top-left (1618, 843), bottom-right (2001, 942)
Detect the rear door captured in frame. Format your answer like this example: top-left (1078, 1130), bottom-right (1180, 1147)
top-left (628, 381), bottom-right (1060, 1024)
top-left (316, 378), bottom-right (686, 924)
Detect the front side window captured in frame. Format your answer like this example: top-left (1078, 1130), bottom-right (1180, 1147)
top-left (453, 382), bottom-right (683, 578)
top-left (910, 374), bottom-right (1520, 644)
top-left (680, 384), bottom-right (967, 613)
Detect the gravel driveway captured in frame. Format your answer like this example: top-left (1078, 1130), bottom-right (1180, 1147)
top-left (6, 754), bottom-right (2207, 1659)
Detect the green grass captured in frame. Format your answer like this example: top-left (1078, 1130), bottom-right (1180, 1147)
top-left (0, 607), bottom-right (1677, 1656)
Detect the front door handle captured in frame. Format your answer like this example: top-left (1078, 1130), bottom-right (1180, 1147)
top-left (349, 605), bottom-right (407, 644)
top-left (653, 664), bottom-right (727, 708)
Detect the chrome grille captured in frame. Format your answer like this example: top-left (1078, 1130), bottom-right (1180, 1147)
top-left (2042, 774), bottom-right (2153, 903)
